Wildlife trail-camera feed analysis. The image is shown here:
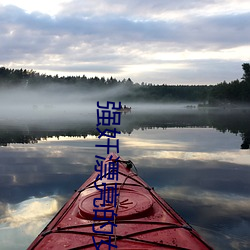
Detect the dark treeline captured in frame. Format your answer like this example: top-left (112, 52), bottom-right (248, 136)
top-left (208, 63), bottom-right (250, 105)
top-left (0, 63), bottom-right (250, 104)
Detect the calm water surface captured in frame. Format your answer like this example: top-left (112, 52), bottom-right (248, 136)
top-left (0, 105), bottom-right (250, 249)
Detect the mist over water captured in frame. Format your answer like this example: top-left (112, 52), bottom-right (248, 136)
top-left (0, 85), bottom-right (95, 122)
top-left (1, 84), bottom-right (250, 148)
top-left (0, 84), bottom-right (198, 125)
top-left (0, 84), bottom-right (250, 249)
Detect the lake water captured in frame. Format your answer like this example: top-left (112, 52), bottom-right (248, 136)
top-left (0, 104), bottom-right (250, 249)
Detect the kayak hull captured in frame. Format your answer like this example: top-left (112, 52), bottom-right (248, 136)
top-left (28, 153), bottom-right (213, 249)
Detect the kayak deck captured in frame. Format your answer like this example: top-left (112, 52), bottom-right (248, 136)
top-left (28, 153), bottom-right (213, 249)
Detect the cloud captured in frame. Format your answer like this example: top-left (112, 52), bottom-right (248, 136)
top-left (0, 1), bottom-right (250, 84)
top-left (58, 0), bottom-right (241, 19)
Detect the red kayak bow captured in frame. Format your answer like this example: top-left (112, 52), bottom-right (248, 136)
top-left (28, 153), bottom-right (213, 249)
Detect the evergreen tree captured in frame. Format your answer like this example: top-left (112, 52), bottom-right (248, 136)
top-left (242, 63), bottom-right (250, 83)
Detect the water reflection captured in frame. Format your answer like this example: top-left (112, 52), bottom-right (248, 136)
top-left (0, 107), bottom-right (250, 149)
top-left (0, 196), bottom-right (62, 250)
top-left (1, 196), bottom-right (59, 228)
top-left (0, 108), bottom-right (250, 249)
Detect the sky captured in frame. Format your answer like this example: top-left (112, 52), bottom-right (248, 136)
top-left (0, 0), bottom-right (250, 85)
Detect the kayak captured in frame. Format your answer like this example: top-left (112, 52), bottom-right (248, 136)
top-left (28, 153), bottom-right (213, 249)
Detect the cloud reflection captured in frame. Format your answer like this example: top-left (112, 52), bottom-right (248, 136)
top-left (154, 150), bottom-right (250, 166)
top-left (118, 128), bottom-right (249, 166)
top-left (0, 125), bottom-right (249, 249)
top-left (157, 186), bottom-right (250, 216)
top-left (0, 196), bottom-right (59, 229)
top-left (0, 196), bottom-right (62, 249)
top-left (156, 186), bottom-right (250, 249)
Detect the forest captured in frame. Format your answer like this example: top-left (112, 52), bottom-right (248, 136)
top-left (0, 63), bottom-right (249, 104)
